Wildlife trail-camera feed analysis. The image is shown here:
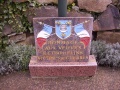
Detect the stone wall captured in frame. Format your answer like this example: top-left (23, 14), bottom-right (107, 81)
top-left (3, 0), bottom-right (120, 45)
top-left (12, 0), bottom-right (74, 4)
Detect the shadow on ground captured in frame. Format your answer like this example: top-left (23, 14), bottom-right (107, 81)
top-left (0, 67), bottom-right (120, 90)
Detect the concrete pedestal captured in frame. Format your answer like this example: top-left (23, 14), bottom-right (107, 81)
top-left (29, 55), bottom-right (97, 78)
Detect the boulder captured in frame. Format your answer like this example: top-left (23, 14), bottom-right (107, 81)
top-left (93, 4), bottom-right (120, 31)
top-left (12, 0), bottom-right (27, 2)
top-left (112, 0), bottom-right (120, 10)
top-left (93, 21), bottom-right (100, 31)
top-left (67, 10), bottom-right (92, 17)
top-left (27, 6), bottom-right (92, 23)
top-left (18, 34), bottom-right (35, 45)
top-left (112, 0), bottom-right (119, 5)
top-left (26, 6), bottom-right (58, 23)
top-left (12, 0), bottom-right (74, 5)
top-left (78, 0), bottom-right (112, 12)
top-left (8, 33), bottom-right (26, 43)
top-left (36, 0), bottom-right (74, 5)
top-left (2, 25), bottom-right (13, 36)
top-left (25, 34), bottom-right (35, 45)
top-left (97, 31), bottom-right (120, 43)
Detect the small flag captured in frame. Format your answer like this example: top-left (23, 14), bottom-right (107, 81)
top-left (74, 24), bottom-right (90, 47)
top-left (37, 24), bottom-right (52, 48)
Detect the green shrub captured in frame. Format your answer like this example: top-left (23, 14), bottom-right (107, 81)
top-left (0, 52), bottom-right (11, 75)
top-left (0, 43), bottom-right (35, 75)
top-left (91, 41), bottom-right (120, 67)
top-left (91, 40), bottom-right (106, 62)
top-left (1, 40), bottom-right (120, 75)
top-left (99, 43), bottom-right (120, 67)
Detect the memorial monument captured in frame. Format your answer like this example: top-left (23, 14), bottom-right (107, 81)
top-left (29, 0), bottom-right (97, 77)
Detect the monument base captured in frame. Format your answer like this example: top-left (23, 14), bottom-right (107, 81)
top-left (29, 55), bottom-right (97, 78)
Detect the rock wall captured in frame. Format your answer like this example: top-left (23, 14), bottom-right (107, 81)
top-left (3, 0), bottom-right (120, 45)
top-left (78, 0), bottom-right (112, 12)
top-left (12, 0), bottom-right (74, 4)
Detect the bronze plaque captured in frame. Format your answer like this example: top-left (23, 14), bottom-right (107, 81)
top-left (33, 17), bottom-right (93, 62)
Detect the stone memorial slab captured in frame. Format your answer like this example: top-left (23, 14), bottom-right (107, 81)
top-left (34, 17), bottom-right (93, 62)
top-left (29, 17), bottom-right (97, 77)
top-left (29, 55), bottom-right (97, 77)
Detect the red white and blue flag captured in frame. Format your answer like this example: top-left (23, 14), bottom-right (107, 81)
top-left (74, 23), bottom-right (90, 47)
top-left (37, 24), bottom-right (52, 48)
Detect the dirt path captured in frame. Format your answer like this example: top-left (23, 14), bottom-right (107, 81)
top-left (0, 67), bottom-right (120, 90)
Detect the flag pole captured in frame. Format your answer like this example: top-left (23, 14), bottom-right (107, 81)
top-left (58, 0), bottom-right (67, 17)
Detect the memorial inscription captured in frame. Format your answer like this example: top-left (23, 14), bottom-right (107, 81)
top-left (33, 17), bottom-right (93, 62)
top-left (29, 17), bottom-right (97, 77)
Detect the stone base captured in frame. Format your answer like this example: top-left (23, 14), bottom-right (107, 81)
top-left (29, 55), bottom-right (97, 78)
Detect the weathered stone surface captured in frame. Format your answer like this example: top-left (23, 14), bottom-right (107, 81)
top-left (17, 34), bottom-right (35, 45)
top-left (8, 33), bottom-right (26, 43)
top-left (93, 21), bottom-right (100, 31)
top-left (112, 0), bottom-right (119, 5)
top-left (33, 17), bottom-right (93, 62)
top-left (36, 0), bottom-right (74, 5)
top-left (27, 6), bottom-right (58, 23)
top-left (29, 55), bottom-right (97, 77)
top-left (12, 0), bottom-right (27, 2)
top-left (12, 0), bottom-right (74, 4)
top-left (78, 0), bottom-right (112, 12)
top-left (72, 6), bottom-right (79, 11)
top-left (2, 25), bottom-right (13, 36)
top-left (67, 10), bottom-right (92, 17)
top-left (93, 4), bottom-right (120, 31)
top-left (25, 35), bottom-right (35, 45)
top-left (27, 6), bottom-right (92, 23)
top-left (97, 31), bottom-right (120, 43)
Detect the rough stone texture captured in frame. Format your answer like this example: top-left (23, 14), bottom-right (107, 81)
top-left (12, 0), bottom-right (74, 4)
top-left (78, 0), bottom-right (112, 12)
top-left (36, 0), bottom-right (74, 5)
top-left (8, 33), bottom-right (26, 43)
top-left (1, 67), bottom-right (120, 90)
top-left (112, 0), bottom-right (119, 5)
top-left (17, 34), bottom-right (35, 45)
top-left (72, 6), bottom-right (80, 11)
top-left (33, 17), bottom-right (93, 62)
top-left (93, 21), bottom-right (100, 31)
top-left (27, 6), bottom-right (92, 23)
top-left (25, 35), bottom-right (35, 45)
top-left (67, 10), bottom-right (92, 17)
top-left (29, 55), bottom-right (97, 77)
top-left (27, 6), bottom-right (58, 23)
top-left (12, 0), bottom-right (28, 2)
top-left (2, 25), bottom-right (13, 36)
top-left (93, 4), bottom-right (120, 31)
top-left (97, 31), bottom-right (120, 43)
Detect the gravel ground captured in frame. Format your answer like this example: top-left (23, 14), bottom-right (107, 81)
top-left (0, 67), bottom-right (120, 90)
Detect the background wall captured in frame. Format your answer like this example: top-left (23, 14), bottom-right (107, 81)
top-left (1, 0), bottom-right (120, 47)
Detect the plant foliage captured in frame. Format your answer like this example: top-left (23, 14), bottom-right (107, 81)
top-left (91, 40), bottom-right (120, 67)
top-left (0, 0), bottom-right (41, 52)
top-left (0, 0), bottom-right (41, 33)
top-left (0, 43), bottom-right (35, 75)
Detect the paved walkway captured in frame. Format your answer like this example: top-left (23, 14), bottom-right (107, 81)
top-left (0, 67), bottom-right (120, 90)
